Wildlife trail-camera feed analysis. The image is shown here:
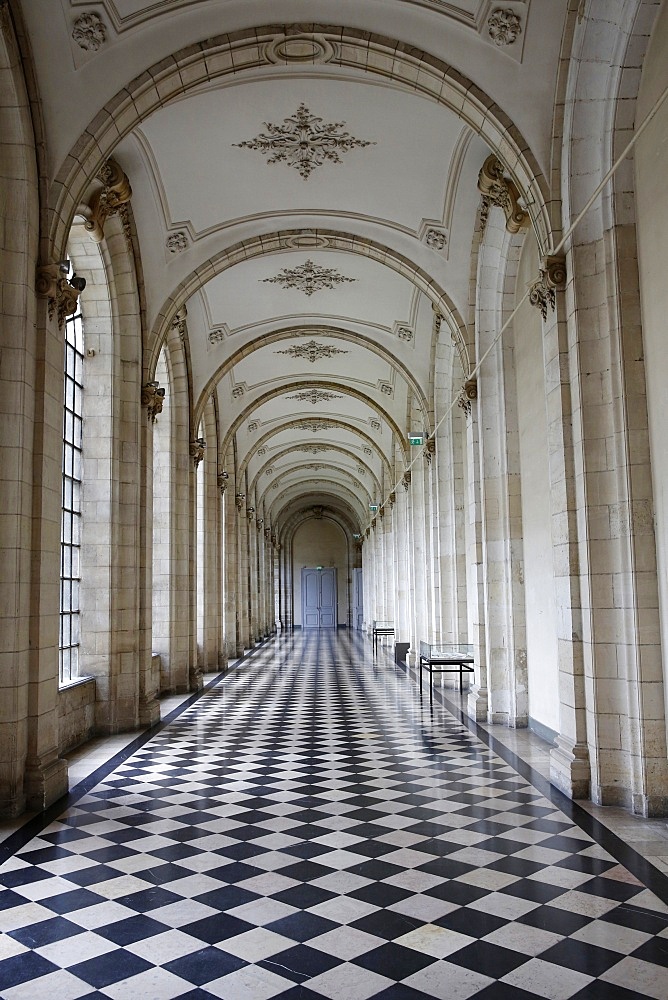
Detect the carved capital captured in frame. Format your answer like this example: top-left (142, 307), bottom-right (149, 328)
top-left (172, 305), bottom-right (187, 343)
top-left (141, 381), bottom-right (165, 422)
top-left (402, 470), bottom-right (411, 492)
top-left (478, 154), bottom-right (528, 235)
top-left (424, 436), bottom-right (436, 464)
top-left (235, 493), bottom-right (246, 510)
top-left (389, 491), bottom-right (396, 507)
top-left (83, 159), bottom-right (132, 243)
top-left (264, 527), bottom-right (272, 541)
top-left (36, 264), bottom-right (81, 328)
top-left (217, 471), bottom-right (229, 495)
top-left (190, 438), bottom-right (205, 468)
top-left (530, 255), bottom-right (566, 320)
top-left (378, 505), bottom-right (385, 518)
top-left (458, 377), bottom-right (478, 416)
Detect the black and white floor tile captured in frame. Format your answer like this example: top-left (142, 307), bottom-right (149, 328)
top-left (1, 632), bottom-right (668, 999)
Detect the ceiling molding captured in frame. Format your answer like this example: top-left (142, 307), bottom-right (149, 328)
top-left (219, 378), bottom-right (407, 465)
top-left (194, 327), bottom-right (438, 434)
top-left (249, 444), bottom-right (382, 498)
top-left (236, 418), bottom-right (394, 482)
top-left (152, 229), bottom-right (470, 386)
top-left (51, 23), bottom-right (551, 262)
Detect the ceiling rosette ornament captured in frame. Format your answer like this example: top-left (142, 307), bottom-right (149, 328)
top-left (288, 389), bottom-right (342, 405)
top-left (72, 12), bottom-right (106, 51)
top-left (487, 8), bottom-right (523, 46)
top-left (276, 340), bottom-right (349, 363)
top-left (234, 103), bottom-right (375, 180)
top-left (262, 260), bottom-right (356, 297)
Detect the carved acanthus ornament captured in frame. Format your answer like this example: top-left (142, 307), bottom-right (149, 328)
top-left (72, 12), bottom-right (106, 51)
top-left (529, 256), bottom-right (567, 320)
top-left (424, 437), bottom-right (436, 465)
top-left (141, 381), bottom-right (165, 423)
top-left (171, 306), bottom-right (187, 344)
top-left (402, 470), bottom-right (412, 492)
top-left (235, 493), bottom-right (246, 510)
top-left (35, 265), bottom-right (82, 329)
top-left (458, 377), bottom-right (478, 416)
top-left (83, 160), bottom-right (132, 244)
top-left (217, 472), bottom-right (229, 495)
top-left (288, 389), bottom-right (342, 405)
top-left (300, 444), bottom-right (330, 454)
top-left (234, 103), bottom-right (375, 180)
top-left (276, 340), bottom-right (349, 363)
top-left (477, 155), bottom-right (529, 235)
top-left (487, 8), bottom-right (523, 46)
top-left (262, 259), bottom-right (356, 297)
top-left (166, 232), bottom-right (188, 254)
top-left (298, 420), bottom-right (331, 433)
top-left (389, 491), bottom-right (396, 507)
top-left (190, 438), bottom-right (206, 468)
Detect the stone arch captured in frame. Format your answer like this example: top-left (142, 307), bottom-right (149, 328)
top-left (196, 324), bottom-right (431, 430)
top-left (220, 379), bottom-right (407, 462)
top-left (159, 230), bottom-right (468, 399)
top-left (48, 25), bottom-right (553, 264)
top-left (250, 444), bottom-right (383, 501)
top-left (238, 419), bottom-right (394, 482)
top-left (550, 0), bottom-right (667, 813)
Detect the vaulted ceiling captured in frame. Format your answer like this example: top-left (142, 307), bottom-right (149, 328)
top-left (25, 0), bottom-right (569, 533)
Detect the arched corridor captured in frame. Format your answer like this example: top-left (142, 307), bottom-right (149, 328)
top-left (2, 0), bottom-right (668, 993)
top-left (1, 635), bottom-right (667, 998)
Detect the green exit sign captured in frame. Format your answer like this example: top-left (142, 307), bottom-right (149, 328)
top-left (409, 432), bottom-right (424, 446)
top-left (369, 504), bottom-right (379, 512)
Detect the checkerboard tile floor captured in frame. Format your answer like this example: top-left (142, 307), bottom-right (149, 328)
top-left (1, 632), bottom-right (668, 999)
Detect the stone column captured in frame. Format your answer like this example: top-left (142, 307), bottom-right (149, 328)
top-left (22, 275), bottom-right (73, 810)
top-left (465, 402), bottom-right (489, 722)
top-left (534, 262), bottom-right (590, 799)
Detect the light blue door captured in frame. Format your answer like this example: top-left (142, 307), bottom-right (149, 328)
top-left (301, 568), bottom-right (337, 628)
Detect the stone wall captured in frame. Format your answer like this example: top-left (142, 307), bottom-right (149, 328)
top-left (57, 678), bottom-right (96, 755)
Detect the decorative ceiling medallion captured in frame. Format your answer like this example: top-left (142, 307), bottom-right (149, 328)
top-left (418, 218), bottom-right (449, 256)
top-left (248, 421), bottom-right (258, 433)
top-left (379, 382), bottom-right (393, 397)
top-left (370, 419), bottom-right (381, 431)
top-left (298, 420), bottom-right (331, 433)
top-left (257, 448), bottom-right (266, 456)
top-left (166, 231), bottom-right (188, 253)
top-left (393, 320), bottom-right (414, 342)
top-left (264, 34), bottom-right (336, 66)
top-left (284, 232), bottom-right (330, 250)
top-left (208, 323), bottom-right (230, 345)
top-left (232, 383), bottom-right (246, 399)
top-left (72, 12), bottom-right (106, 51)
top-left (234, 103), bottom-right (375, 181)
top-left (363, 447), bottom-right (373, 456)
top-left (277, 340), bottom-right (349, 363)
top-left (288, 389), bottom-right (342, 405)
top-left (488, 8), bottom-right (523, 45)
top-left (262, 259), bottom-right (356, 297)
top-left (300, 444), bottom-right (330, 453)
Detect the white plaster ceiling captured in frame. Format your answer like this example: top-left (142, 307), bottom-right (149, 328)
top-left (19, 0), bottom-right (570, 531)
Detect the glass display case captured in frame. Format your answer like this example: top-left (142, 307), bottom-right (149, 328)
top-left (372, 620), bottom-right (395, 654)
top-left (419, 641), bottom-right (474, 695)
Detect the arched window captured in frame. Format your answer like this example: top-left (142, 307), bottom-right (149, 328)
top-left (59, 308), bottom-right (84, 684)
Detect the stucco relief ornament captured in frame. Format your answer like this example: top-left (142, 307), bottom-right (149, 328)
top-left (424, 229), bottom-right (447, 251)
top-left (72, 12), bottom-right (106, 51)
top-left (487, 8), bottom-right (523, 46)
top-left (277, 340), bottom-right (349, 363)
top-left (298, 420), bottom-right (331, 432)
top-left (288, 389), bottom-right (342, 405)
top-left (300, 444), bottom-right (330, 453)
top-left (166, 232), bottom-right (188, 254)
top-left (234, 103), bottom-right (375, 180)
top-left (529, 256), bottom-right (567, 320)
top-left (262, 259), bottom-right (356, 297)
